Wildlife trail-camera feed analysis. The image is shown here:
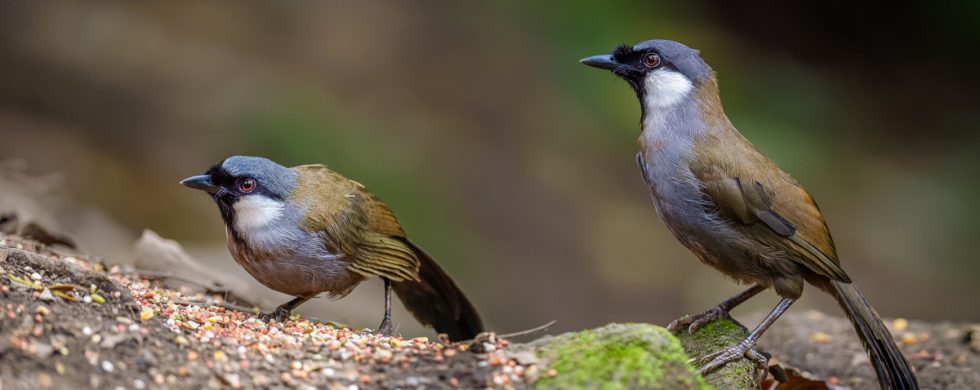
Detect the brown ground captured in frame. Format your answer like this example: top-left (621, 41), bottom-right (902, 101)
top-left (0, 236), bottom-right (508, 389)
top-left (762, 310), bottom-right (980, 389)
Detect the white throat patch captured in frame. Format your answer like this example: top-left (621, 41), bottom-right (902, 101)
top-left (643, 68), bottom-right (693, 109)
top-left (233, 196), bottom-right (284, 231)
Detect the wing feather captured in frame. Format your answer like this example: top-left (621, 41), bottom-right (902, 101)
top-left (292, 165), bottom-right (420, 281)
top-left (694, 162), bottom-right (850, 282)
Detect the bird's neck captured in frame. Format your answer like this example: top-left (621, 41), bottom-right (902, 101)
top-left (222, 196), bottom-right (303, 254)
top-left (640, 79), bottom-right (733, 147)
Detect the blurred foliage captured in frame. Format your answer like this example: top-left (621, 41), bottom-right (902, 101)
top-left (1, 1), bottom-right (978, 333)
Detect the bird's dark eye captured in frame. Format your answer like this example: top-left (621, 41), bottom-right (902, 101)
top-left (238, 178), bottom-right (256, 193)
top-left (643, 53), bottom-right (661, 68)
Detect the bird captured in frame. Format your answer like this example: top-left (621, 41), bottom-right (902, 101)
top-left (180, 156), bottom-right (484, 341)
top-left (581, 40), bottom-right (917, 389)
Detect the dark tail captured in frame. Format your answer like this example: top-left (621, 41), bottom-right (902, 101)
top-left (392, 239), bottom-right (484, 341)
top-left (830, 280), bottom-right (918, 389)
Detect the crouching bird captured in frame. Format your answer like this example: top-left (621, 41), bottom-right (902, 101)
top-left (181, 156), bottom-right (483, 341)
top-left (581, 40), bottom-right (917, 388)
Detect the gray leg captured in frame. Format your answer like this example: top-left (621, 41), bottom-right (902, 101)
top-left (377, 278), bottom-right (394, 336)
top-left (260, 296), bottom-right (311, 322)
top-left (668, 284), bottom-right (766, 334)
top-left (698, 297), bottom-right (795, 383)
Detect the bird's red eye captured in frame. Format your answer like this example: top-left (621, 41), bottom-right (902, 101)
top-left (643, 53), bottom-right (661, 68)
top-left (239, 178), bottom-right (256, 193)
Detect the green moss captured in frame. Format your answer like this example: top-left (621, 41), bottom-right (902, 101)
top-left (676, 318), bottom-right (757, 389)
top-left (534, 324), bottom-right (710, 390)
top-left (694, 318), bottom-right (742, 341)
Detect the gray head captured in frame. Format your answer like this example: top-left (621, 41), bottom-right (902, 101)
top-left (581, 40), bottom-right (712, 110)
top-left (181, 156), bottom-right (298, 226)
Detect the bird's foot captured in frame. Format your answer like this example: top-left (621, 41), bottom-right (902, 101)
top-left (667, 305), bottom-right (732, 334)
top-left (377, 317), bottom-right (394, 337)
top-left (258, 305), bottom-right (291, 322)
top-left (697, 340), bottom-right (770, 383)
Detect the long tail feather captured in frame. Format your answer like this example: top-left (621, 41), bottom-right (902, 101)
top-left (391, 239), bottom-right (483, 341)
top-left (830, 281), bottom-right (918, 389)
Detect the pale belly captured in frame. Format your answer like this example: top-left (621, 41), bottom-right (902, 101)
top-left (226, 232), bottom-right (363, 298)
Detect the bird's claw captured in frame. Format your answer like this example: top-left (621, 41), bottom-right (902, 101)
top-left (697, 341), bottom-right (770, 384)
top-left (258, 306), bottom-right (290, 322)
top-left (667, 305), bottom-right (732, 334)
top-left (377, 318), bottom-right (394, 337)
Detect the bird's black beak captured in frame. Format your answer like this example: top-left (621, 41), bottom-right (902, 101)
top-left (579, 54), bottom-right (620, 71)
top-left (180, 174), bottom-right (221, 195)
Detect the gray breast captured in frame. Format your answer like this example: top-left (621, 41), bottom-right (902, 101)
top-left (638, 107), bottom-right (743, 269)
top-left (226, 204), bottom-right (360, 298)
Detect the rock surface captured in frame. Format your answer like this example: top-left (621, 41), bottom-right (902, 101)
top-left (506, 323), bottom-right (712, 389)
top-left (676, 319), bottom-right (759, 389)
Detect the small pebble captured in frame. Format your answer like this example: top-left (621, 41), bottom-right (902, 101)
top-left (101, 360), bottom-right (115, 373)
top-left (38, 288), bottom-right (55, 301)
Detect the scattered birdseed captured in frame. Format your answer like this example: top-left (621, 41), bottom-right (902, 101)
top-left (1, 236), bottom-right (543, 389)
top-left (809, 331), bottom-right (833, 344)
top-left (892, 318), bottom-right (909, 332)
top-left (901, 332), bottom-right (918, 345)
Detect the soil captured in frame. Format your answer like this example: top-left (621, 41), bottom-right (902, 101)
top-left (762, 310), bottom-right (980, 390)
top-left (0, 236), bottom-right (504, 389)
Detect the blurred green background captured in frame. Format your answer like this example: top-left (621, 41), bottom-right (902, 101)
top-left (1, 2), bottom-right (978, 335)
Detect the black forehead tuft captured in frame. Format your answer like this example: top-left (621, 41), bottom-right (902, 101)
top-left (205, 164), bottom-right (232, 183)
top-left (612, 43), bottom-right (636, 62)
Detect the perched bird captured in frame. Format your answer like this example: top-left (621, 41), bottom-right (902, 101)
top-left (581, 40), bottom-right (917, 388)
top-left (181, 156), bottom-right (483, 341)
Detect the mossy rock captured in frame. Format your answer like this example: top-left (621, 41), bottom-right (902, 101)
top-left (516, 323), bottom-right (711, 389)
top-left (674, 318), bottom-right (759, 389)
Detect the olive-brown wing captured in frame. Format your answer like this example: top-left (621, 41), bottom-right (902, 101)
top-left (695, 163), bottom-right (850, 282)
top-left (293, 164), bottom-right (419, 282)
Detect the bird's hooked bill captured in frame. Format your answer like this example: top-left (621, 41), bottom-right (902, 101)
top-left (580, 54), bottom-right (620, 71)
top-left (180, 174), bottom-right (221, 194)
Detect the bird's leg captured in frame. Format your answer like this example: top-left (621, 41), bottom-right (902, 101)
top-left (260, 296), bottom-right (311, 322)
top-left (698, 297), bottom-right (795, 383)
top-left (668, 284), bottom-right (766, 334)
top-left (377, 278), bottom-right (394, 337)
